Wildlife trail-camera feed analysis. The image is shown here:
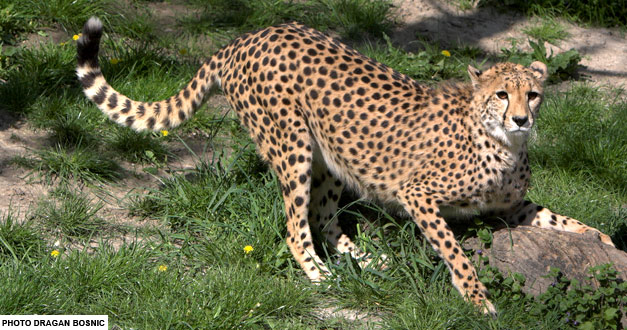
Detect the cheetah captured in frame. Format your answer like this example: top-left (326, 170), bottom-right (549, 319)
top-left (76, 17), bottom-right (615, 314)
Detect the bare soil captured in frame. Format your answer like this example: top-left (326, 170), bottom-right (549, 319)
top-left (392, 0), bottom-right (626, 86)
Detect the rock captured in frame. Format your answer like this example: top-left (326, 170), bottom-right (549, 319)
top-left (464, 226), bottom-right (626, 295)
top-left (463, 226), bottom-right (626, 326)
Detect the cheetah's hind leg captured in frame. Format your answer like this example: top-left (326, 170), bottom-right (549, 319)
top-left (504, 201), bottom-right (615, 247)
top-left (309, 155), bottom-right (388, 270)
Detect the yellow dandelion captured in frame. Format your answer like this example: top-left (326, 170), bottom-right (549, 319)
top-left (179, 48), bottom-right (188, 55)
top-left (160, 130), bottom-right (169, 137)
top-left (110, 58), bottom-right (120, 65)
top-left (50, 249), bottom-right (60, 257)
top-left (243, 245), bottom-right (254, 254)
top-left (158, 264), bottom-right (168, 272)
top-left (72, 33), bottom-right (82, 41)
top-left (441, 50), bottom-right (451, 57)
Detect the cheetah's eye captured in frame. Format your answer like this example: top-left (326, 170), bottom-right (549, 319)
top-left (496, 91), bottom-right (508, 100)
top-left (528, 91), bottom-right (539, 101)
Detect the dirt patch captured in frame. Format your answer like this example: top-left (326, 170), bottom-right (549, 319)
top-left (0, 103), bottom-right (220, 237)
top-left (0, 119), bottom-right (50, 215)
top-left (20, 25), bottom-right (71, 49)
top-left (146, 1), bottom-right (197, 35)
top-left (391, 0), bottom-right (626, 86)
top-left (313, 303), bottom-right (383, 328)
top-left (145, 0), bottom-right (222, 57)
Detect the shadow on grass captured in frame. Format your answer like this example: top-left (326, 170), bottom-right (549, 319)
top-left (610, 209), bottom-right (627, 252)
top-left (179, 0), bottom-right (394, 40)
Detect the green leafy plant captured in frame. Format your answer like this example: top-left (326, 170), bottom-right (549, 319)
top-left (479, 264), bottom-right (528, 303)
top-left (500, 39), bottom-right (581, 83)
top-left (466, 218), bottom-right (495, 245)
top-left (469, 217), bottom-right (625, 329)
top-left (470, 221), bottom-right (528, 301)
top-left (477, 256), bottom-right (626, 329)
top-left (531, 265), bottom-right (627, 329)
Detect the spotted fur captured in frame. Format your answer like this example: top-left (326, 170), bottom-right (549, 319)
top-left (77, 17), bottom-right (615, 314)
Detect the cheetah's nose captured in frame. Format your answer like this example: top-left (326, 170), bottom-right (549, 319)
top-left (512, 116), bottom-right (528, 127)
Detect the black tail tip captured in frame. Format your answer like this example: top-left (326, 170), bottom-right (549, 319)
top-left (77, 17), bottom-right (103, 66)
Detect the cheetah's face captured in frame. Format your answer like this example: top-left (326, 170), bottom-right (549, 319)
top-left (469, 61), bottom-right (548, 147)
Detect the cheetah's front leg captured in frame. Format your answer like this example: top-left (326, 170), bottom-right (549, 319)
top-left (397, 190), bottom-right (497, 315)
top-left (504, 201), bottom-right (615, 247)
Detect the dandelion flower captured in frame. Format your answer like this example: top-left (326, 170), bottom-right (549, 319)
top-left (243, 245), bottom-right (254, 254)
top-left (72, 34), bottom-right (82, 41)
top-left (110, 58), bottom-right (120, 65)
top-left (158, 264), bottom-right (168, 272)
top-left (50, 249), bottom-right (60, 257)
top-left (441, 50), bottom-right (451, 57)
top-left (160, 130), bottom-right (169, 137)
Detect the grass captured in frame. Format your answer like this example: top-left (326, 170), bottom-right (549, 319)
top-left (0, 244), bottom-right (320, 329)
top-left (180, 0), bottom-right (394, 39)
top-left (455, 0), bottom-right (480, 11)
top-left (28, 95), bottom-right (101, 147)
top-left (482, 0), bottom-right (627, 29)
top-left (13, 144), bottom-right (122, 183)
top-left (0, 212), bottom-right (44, 261)
top-left (14, 0), bottom-right (107, 31)
top-left (0, 3), bottom-right (35, 44)
top-left (0, 42), bottom-right (78, 116)
top-left (34, 187), bottom-right (105, 238)
top-left (109, 128), bottom-right (169, 164)
top-left (317, 0), bottom-right (394, 39)
top-left (358, 35), bottom-right (475, 81)
top-left (522, 17), bottom-right (570, 44)
top-left (530, 86), bottom-right (627, 192)
top-left (528, 85), bottom-right (627, 248)
top-left (0, 0), bottom-right (625, 328)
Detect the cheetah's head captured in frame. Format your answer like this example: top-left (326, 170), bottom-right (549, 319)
top-left (468, 61), bottom-right (548, 147)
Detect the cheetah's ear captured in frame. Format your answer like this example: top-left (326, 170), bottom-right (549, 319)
top-left (467, 65), bottom-right (483, 89)
top-left (529, 61), bottom-right (548, 83)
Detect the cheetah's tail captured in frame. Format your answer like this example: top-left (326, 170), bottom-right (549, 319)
top-left (76, 17), bottom-right (221, 132)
